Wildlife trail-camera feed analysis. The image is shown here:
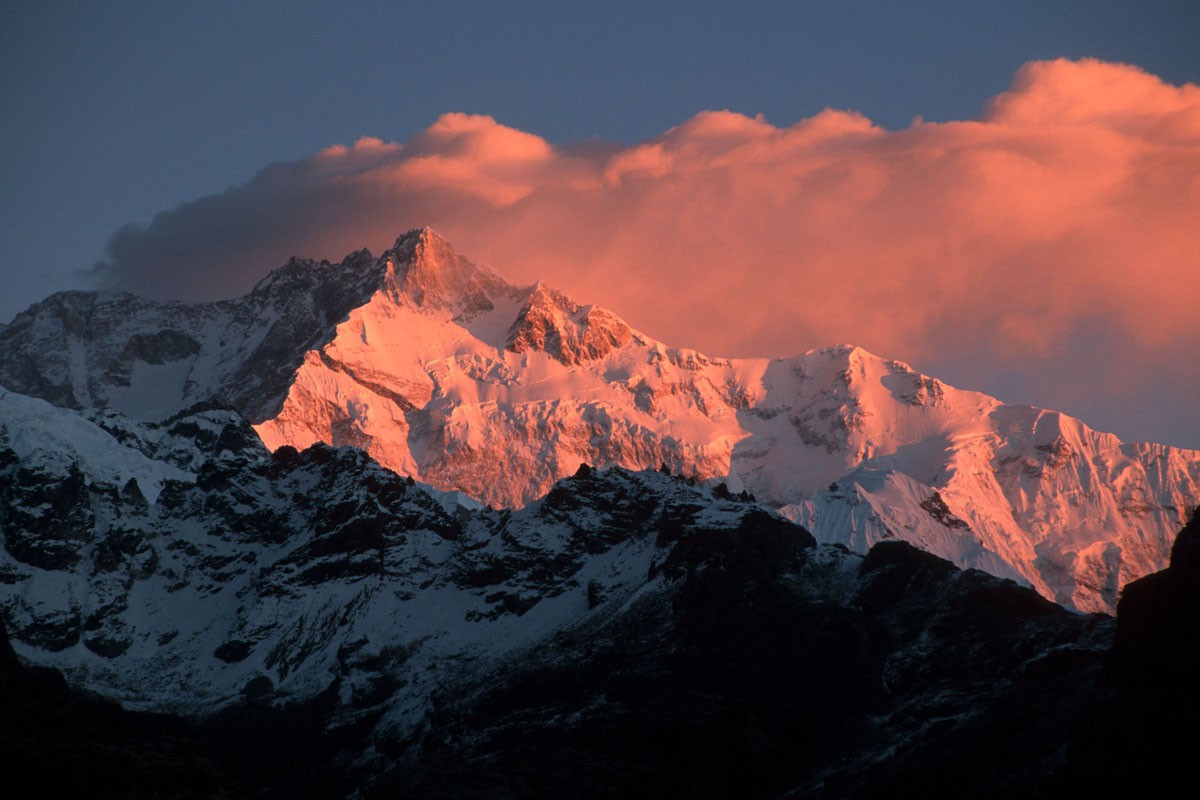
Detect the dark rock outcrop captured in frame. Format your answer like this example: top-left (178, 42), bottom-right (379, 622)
top-left (0, 617), bottom-right (252, 799)
top-left (1067, 508), bottom-right (1200, 794)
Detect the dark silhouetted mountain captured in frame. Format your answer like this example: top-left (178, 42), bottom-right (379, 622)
top-left (2, 387), bottom-right (1158, 797)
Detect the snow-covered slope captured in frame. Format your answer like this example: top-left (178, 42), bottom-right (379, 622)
top-left (2, 228), bottom-right (1197, 611)
top-left (761, 351), bottom-right (1200, 612)
top-left (243, 230), bottom-right (1200, 612)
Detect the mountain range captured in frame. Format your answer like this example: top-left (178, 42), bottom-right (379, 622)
top-left (1, 228), bottom-right (1196, 613)
top-left (0, 382), bottom-right (1195, 796)
top-left (2, 228), bottom-right (1199, 796)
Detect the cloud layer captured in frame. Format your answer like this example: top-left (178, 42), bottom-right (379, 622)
top-left (92, 59), bottom-right (1200, 447)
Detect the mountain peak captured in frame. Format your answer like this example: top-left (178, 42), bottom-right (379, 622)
top-left (384, 227), bottom-right (461, 271)
top-left (505, 282), bottom-right (633, 365)
top-left (380, 227), bottom-right (513, 312)
top-left (390, 225), bottom-right (449, 253)
top-left (383, 228), bottom-right (464, 305)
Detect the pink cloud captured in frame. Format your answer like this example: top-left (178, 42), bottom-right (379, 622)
top-left (91, 59), bottom-right (1200, 447)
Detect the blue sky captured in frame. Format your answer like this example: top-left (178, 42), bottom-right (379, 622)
top-left (2, 1), bottom-right (1198, 445)
top-left (3, 1), bottom-right (1195, 314)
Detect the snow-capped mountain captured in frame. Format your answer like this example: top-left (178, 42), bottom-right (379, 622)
top-left (1, 228), bottom-right (1196, 612)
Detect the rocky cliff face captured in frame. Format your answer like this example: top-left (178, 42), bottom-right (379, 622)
top-left (2, 229), bottom-right (1197, 612)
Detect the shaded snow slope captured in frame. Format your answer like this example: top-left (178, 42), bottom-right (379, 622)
top-left (0, 247), bottom-right (394, 423)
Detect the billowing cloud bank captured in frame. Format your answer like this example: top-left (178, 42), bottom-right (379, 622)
top-left (93, 59), bottom-right (1200, 447)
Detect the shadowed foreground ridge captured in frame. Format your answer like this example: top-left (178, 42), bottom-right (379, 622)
top-left (4, 478), bottom-right (1199, 795)
top-left (0, 617), bottom-right (251, 799)
top-left (1066, 507), bottom-right (1200, 794)
top-left (374, 535), bottom-right (1111, 799)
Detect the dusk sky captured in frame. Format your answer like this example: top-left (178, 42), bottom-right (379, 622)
top-left (2, 1), bottom-right (1198, 447)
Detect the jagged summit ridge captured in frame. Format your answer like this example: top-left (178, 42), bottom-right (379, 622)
top-left (0, 229), bottom-right (525, 422)
top-left (382, 227), bottom-right (513, 311)
top-left (0, 230), bottom-right (1198, 612)
top-left (506, 281), bottom-right (634, 364)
